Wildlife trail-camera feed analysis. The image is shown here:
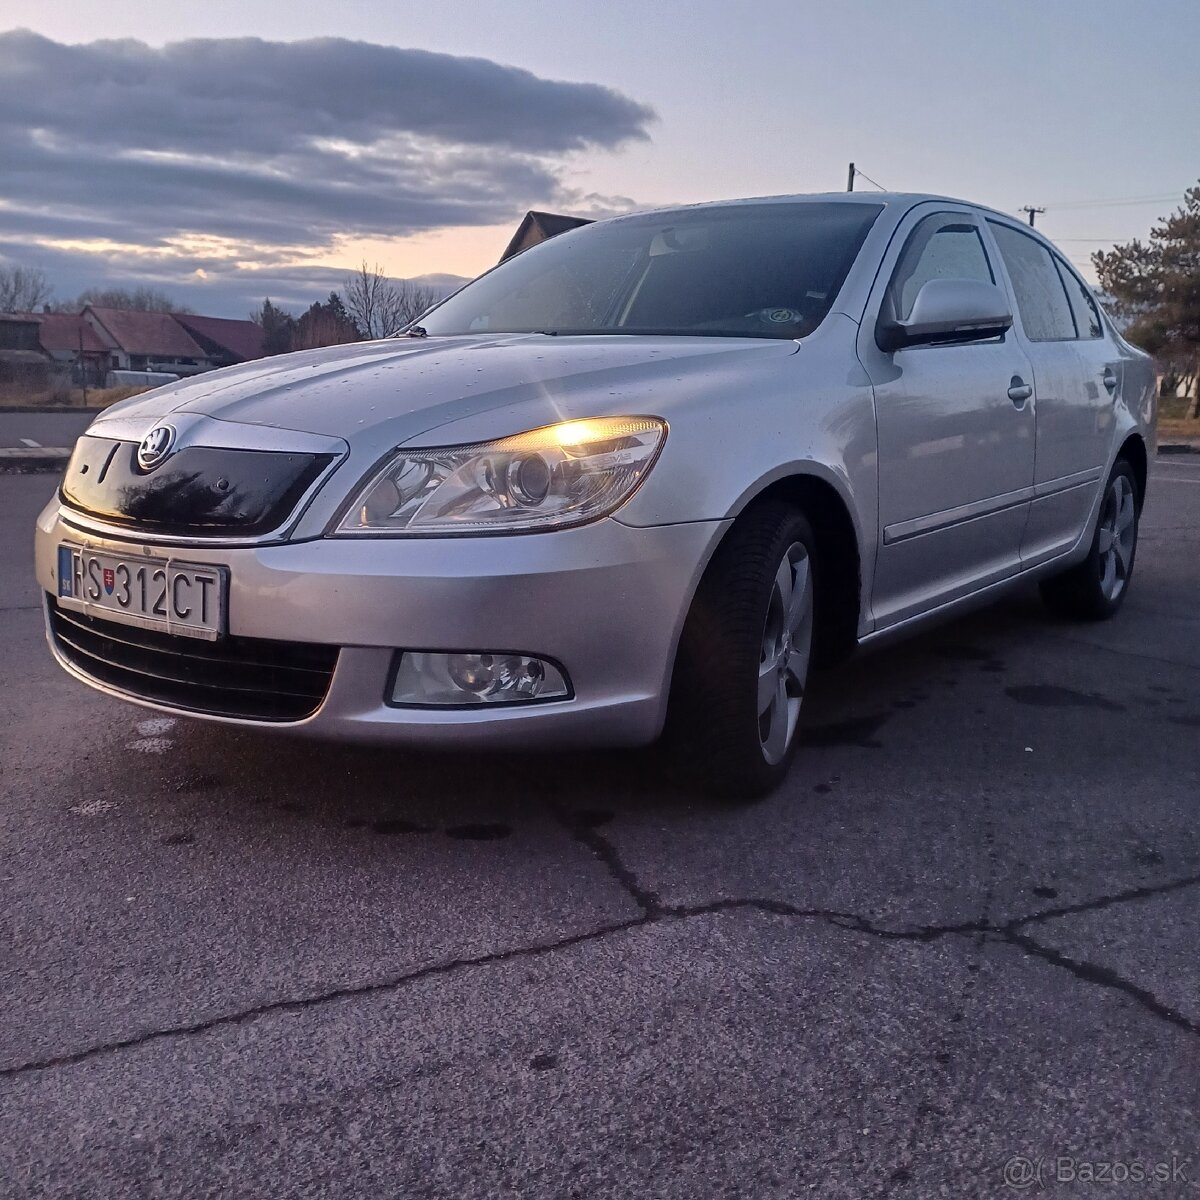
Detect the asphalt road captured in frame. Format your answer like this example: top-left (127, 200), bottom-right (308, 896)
top-left (2, 459), bottom-right (1199, 1199)
top-left (0, 409), bottom-right (97, 449)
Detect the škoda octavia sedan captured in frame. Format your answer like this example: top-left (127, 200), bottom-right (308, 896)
top-left (36, 194), bottom-right (1155, 797)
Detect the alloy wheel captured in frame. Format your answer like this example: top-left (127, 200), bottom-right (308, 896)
top-left (1096, 474), bottom-right (1136, 602)
top-left (757, 542), bottom-right (814, 765)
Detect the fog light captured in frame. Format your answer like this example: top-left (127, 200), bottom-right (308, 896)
top-left (390, 651), bottom-right (570, 707)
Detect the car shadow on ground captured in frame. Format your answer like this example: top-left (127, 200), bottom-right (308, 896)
top-left (130, 586), bottom-right (1050, 842)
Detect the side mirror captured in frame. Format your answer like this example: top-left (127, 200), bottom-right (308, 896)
top-left (877, 278), bottom-right (1013, 352)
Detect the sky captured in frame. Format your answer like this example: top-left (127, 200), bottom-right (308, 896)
top-left (1, 0), bottom-right (1198, 317)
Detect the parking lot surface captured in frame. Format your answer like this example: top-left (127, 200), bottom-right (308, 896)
top-left (0, 409), bottom-right (96, 450)
top-left (2, 457), bottom-right (1198, 1198)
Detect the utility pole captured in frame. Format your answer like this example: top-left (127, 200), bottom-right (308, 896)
top-left (1021, 206), bottom-right (1045, 227)
top-left (847, 162), bottom-right (855, 192)
top-left (78, 323), bottom-right (87, 407)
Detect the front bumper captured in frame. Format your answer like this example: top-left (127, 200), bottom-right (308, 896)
top-left (35, 501), bottom-right (726, 749)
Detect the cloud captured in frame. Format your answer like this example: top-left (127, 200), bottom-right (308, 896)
top-left (0, 235), bottom-right (471, 316)
top-left (0, 30), bottom-right (653, 312)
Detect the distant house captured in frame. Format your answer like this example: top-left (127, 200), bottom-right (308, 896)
top-left (74, 307), bottom-right (265, 383)
top-left (0, 312), bottom-right (46, 358)
top-left (6, 305), bottom-right (269, 393)
top-left (26, 312), bottom-right (110, 387)
top-left (83, 307), bottom-right (211, 377)
top-left (500, 211), bottom-right (593, 262)
top-left (173, 313), bottom-right (265, 368)
top-left (0, 312), bottom-right (53, 392)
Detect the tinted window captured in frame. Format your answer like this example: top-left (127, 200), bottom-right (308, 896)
top-left (889, 215), bottom-right (994, 321)
top-left (416, 203), bottom-right (883, 340)
top-left (988, 222), bottom-right (1076, 341)
top-left (1054, 258), bottom-right (1103, 338)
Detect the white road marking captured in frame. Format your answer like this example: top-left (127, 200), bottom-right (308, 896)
top-left (19, 438), bottom-right (40, 448)
top-left (127, 736), bottom-right (173, 754)
top-left (136, 717), bottom-right (176, 736)
top-left (1153, 475), bottom-right (1200, 485)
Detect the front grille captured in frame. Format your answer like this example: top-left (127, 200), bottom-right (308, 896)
top-left (60, 436), bottom-right (335, 538)
top-left (48, 596), bottom-right (338, 722)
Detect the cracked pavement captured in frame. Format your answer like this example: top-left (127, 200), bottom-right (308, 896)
top-left (2, 457), bottom-right (1199, 1198)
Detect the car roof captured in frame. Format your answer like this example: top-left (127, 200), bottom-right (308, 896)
top-left (603, 191), bottom-right (1030, 228)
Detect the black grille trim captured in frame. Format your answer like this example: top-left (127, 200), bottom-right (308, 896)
top-left (60, 437), bottom-right (335, 538)
top-left (48, 596), bottom-right (338, 722)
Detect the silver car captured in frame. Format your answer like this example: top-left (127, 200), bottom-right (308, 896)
top-left (35, 193), bottom-right (1156, 797)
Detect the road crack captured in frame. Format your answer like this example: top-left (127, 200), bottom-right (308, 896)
top-left (551, 805), bottom-right (663, 917)
top-left (1005, 871), bottom-right (1200, 930)
top-left (0, 917), bottom-right (651, 1079)
top-left (5, 851), bottom-right (1199, 1078)
top-left (550, 807), bottom-right (1200, 1045)
top-left (1004, 929), bottom-right (1199, 1037)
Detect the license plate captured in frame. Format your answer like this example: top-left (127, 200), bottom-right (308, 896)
top-left (57, 545), bottom-right (226, 641)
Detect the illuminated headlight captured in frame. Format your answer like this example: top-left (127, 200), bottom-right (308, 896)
top-left (391, 652), bottom-right (571, 706)
top-left (336, 416), bottom-right (666, 535)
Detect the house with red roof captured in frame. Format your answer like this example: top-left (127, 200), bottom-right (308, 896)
top-left (25, 311), bottom-right (110, 386)
top-left (172, 313), bottom-right (264, 368)
top-left (5, 305), bottom-right (269, 390)
top-left (65, 306), bottom-right (266, 382)
top-left (82, 307), bottom-right (210, 377)
top-left (500, 210), bottom-right (592, 262)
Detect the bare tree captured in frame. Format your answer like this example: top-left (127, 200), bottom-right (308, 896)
top-left (399, 280), bottom-right (438, 328)
top-left (0, 264), bottom-right (52, 312)
top-left (343, 262), bottom-right (437, 339)
top-left (68, 285), bottom-right (189, 313)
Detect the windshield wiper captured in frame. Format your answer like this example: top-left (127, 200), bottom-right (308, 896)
top-left (405, 325), bottom-right (428, 339)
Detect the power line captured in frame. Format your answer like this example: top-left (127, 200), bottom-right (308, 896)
top-left (845, 163), bottom-right (887, 192)
top-left (1045, 192), bottom-right (1182, 210)
top-left (854, 168), bottom-right (892, 190)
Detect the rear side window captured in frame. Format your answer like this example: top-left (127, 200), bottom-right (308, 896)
top-left (988, 222), bottom-right (1076, 341)
top-left (888, 214), bottom-right (994, 321)
top-left (1054, 259), bottom-right (1103, 338)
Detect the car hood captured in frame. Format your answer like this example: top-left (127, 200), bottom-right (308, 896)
top-left (92, 334), bottom-right (799, 449)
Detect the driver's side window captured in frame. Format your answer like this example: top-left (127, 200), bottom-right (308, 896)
top-left (888, 214), bottom-right (995, 322)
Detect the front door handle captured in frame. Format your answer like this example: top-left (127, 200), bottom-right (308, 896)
top-left (1007, 376), bottom-right (1033, 405)
top-left (1103, 366), bottom-right (1119, 395)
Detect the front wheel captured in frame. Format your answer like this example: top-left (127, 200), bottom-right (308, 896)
top-left (1039, 460), bottom-right (1140, 621)
top-left (666, 502), bottom-right (817, 799)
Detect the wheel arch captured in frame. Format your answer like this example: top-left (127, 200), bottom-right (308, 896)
top-left (745, 472), bottom-right (862, 665)
top-left (691, 466), bottom-right (864, 668)
top-left (1117, 432), bottom-right (1148, 509)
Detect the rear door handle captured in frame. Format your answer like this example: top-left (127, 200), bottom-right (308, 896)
top-left (1007, 376), bottom-right (1033, 405)
top-left (1103, 366), bottom-right (1119, 395)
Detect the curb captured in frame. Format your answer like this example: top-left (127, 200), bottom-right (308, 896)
top-left (1158, 442), bottom-right (1200, 456)
top-left (0, 406), bottom-right (105, 415)
top-left (0, 447), bottom-right (71, 473)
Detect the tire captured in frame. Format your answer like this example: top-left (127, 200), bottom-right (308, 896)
top-left (666, 501), bottom-right (818, 800)
top-left (1039, 459), bottom-right (1140, 621)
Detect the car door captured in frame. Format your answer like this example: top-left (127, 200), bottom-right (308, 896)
top-left (986, 220), bottom-right (1116, 566)
top-left (858, 206), bottom-right (1037, 629)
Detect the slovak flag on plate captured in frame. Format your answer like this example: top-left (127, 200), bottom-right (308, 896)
top-left (57, 546), bottom-right (73, 598)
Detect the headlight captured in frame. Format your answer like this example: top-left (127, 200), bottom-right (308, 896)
top-left (336, 416), bottom-right (666, 535)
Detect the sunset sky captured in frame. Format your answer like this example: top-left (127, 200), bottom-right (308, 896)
top-left (1, 0), bottom-right (1197, 316)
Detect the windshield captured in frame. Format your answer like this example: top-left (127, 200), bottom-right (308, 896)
top-left (414, 202), bottom-right (883, 341)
